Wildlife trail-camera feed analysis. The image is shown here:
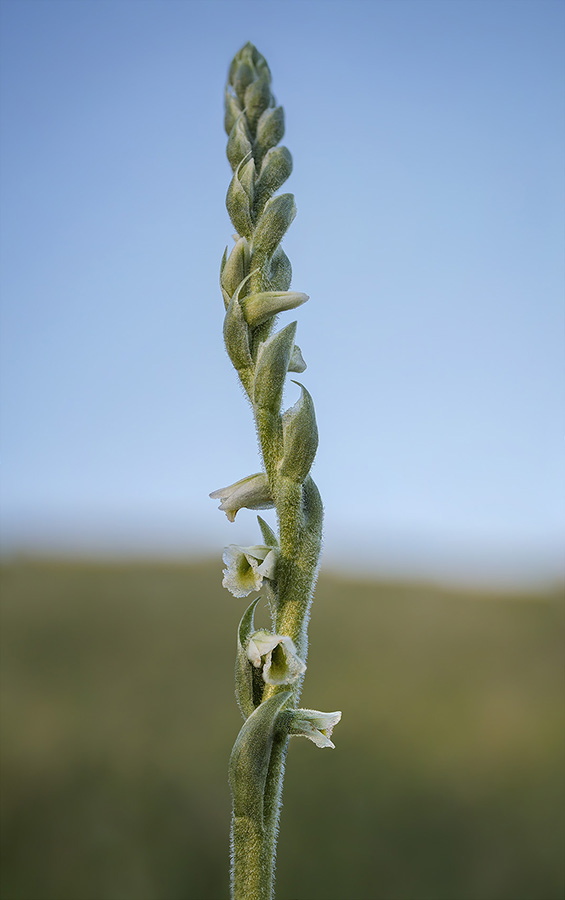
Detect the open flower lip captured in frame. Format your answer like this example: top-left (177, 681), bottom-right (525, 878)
top-left (247, 629), bottom-right (306, 685)
top-left (222, 544), bottom-right (279, 598)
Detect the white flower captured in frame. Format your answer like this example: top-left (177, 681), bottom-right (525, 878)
top-left (247, 629), bottom-right (306, 686)
top-left (209, 473), bottom-right (274, 522)
top-left (222, 544), bottom-right (279, 598)
top-left (287, 708), bottom-right (342, 748)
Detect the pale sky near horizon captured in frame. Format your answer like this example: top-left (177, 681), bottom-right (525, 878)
top-left (1, 0), bottom-right (563, 584)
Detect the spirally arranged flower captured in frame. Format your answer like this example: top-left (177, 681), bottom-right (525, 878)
top-left (222, 544), bottom-right (278, 598)
top-left (247, 629), bottom-right (306, 685)
top-left (209, 473), bottom-right (274, 522)
top-left (285, 708), bottom-right (342, 749)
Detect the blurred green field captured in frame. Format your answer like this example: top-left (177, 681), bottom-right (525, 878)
top-left (0, 559), bottom-right (563, 900)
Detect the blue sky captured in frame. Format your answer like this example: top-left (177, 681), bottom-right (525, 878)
top-left (1, 0), bottom-right (563, 584)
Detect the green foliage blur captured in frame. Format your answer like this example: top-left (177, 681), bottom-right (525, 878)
top-left (1, 560), bottom-right (563, 900)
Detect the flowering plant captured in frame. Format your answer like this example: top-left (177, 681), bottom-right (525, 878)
top-left (210, 43), bottom-right (341, 900)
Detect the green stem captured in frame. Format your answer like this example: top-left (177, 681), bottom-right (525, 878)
top-left (231, 816), bottom-right (270, 900)
top-left (230, 731), bottom-right (289, 900)
top-left (251, 481), bottom-right (322, 897)
top-left (261, 734), bottom-right (289, 895)
top-left (275, 476), bottom-right (324, 658)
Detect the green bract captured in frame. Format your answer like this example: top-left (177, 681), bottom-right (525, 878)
top-left (279, 382), bottom-right (319, 483)
top-left (228, 691), bottom-right (292, 823)
top-left (253, 322), bottom-right (297, 413)
top-left (235, 599), bottom-right (263, 718)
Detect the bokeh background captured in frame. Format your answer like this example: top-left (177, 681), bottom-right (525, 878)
top-left (1, 2), bottom-right (563, 899)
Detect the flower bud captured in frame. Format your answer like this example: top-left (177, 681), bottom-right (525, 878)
top-left (226, 166), bottom-right (253, 239)
top-left (256, 105), bottom-right (285, 155)
top-left (252, 193), bottom-right (296, 264)
top-left (220, 237), bottom-right (250, 305)
top-left (224, 89), bottom-right (241, 135)
top-left (252, 49), bottom-right (271, 83)
top-left (223, 295), bottom-right (252, 372)
top-left (210, 473), bottom-right (274, 522)
top-left (238, 157), bottom-right (255, 202)
top-left (226, 115), bottom-right (252, 171)
top-left (229, 41), bottom-right (271, 87)
top-left (269, 246), bottom-right (292, 291)
top-left (279, 382), bottom-right (318, 482)
top-left (254, 146), bottom-right (293, 216)
top-left (244, 75), bottom-right (271, 129)
top-left (254, 322), bottom-right (297, 413)
top-left (233, 62), bottom-right (254, 105)
top-left (241, 290), bottom-right (308, 327)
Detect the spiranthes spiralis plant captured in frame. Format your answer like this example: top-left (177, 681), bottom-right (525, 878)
top-left (209, 42), bottom-right (341, 900)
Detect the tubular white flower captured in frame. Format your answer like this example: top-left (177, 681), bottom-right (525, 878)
top-left (209, 473), bottom-right (274, 522)
top-left (247, 629), bottom-right (306, 685)
top-left (286, 708), bottom-right (342, 749)
top-left (240, 290), bottom-right (309, 327)
top-left (222, 544), bottom-right (279, 598)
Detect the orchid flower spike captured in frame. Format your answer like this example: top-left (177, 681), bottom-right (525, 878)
top-left (222, 544), bottom-right (279, 597)
top-left (214, 43), bottom-right (337, 899)
top-left (247, 629), bottom-right (306, 685)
